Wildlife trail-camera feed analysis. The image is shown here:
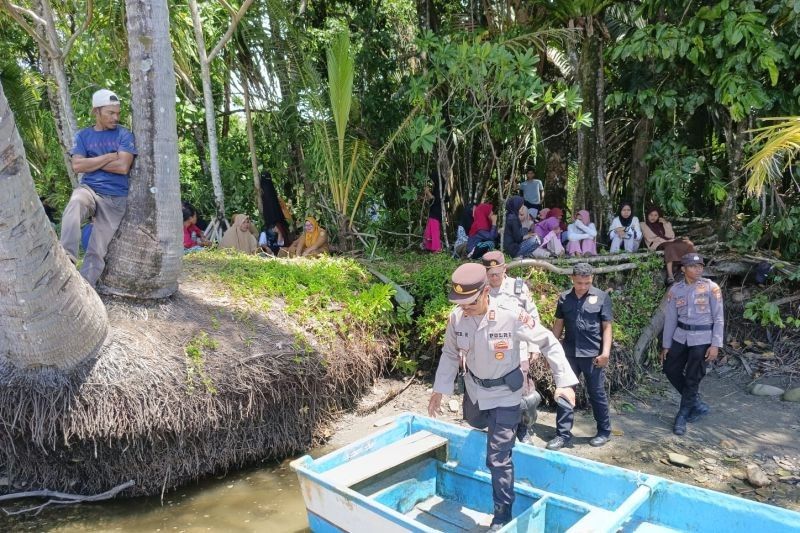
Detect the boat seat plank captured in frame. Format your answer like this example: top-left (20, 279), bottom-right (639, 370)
top-left (413, 495), bottom-right (493, 531)
top-left (321, 430), bottom-right (447, 488)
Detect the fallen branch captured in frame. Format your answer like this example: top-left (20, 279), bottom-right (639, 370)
top-left (1, 480), bottom-right (135, 516)
top-left (768, 293), bottom-right (800, 307)
top-left (522, 251), bottom-right (658, 265)
top-left (355, 378), bottom-right (416, 416)
top-left (633, 292), bottom-right (669, 364)
top-left (507, 259), bottom-right (638, 275)
top-left (364, 267), bottom-right (414, 307)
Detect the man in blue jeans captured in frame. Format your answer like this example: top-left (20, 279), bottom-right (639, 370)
top-left (549, 262), bottom-right (613, 449)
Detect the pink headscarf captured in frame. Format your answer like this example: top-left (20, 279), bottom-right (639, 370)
top-left (537, 208), bottom-right (550, 220)
top-left (577, 210), bottom-right (591, 225)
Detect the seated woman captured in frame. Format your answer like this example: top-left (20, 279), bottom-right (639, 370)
top-left (281, 216), bottom-right (329, 257)
top-left (220, 214), bottom-right (259, 254)
top-left (453, 203), bottom-right (474, 258)
top-left (519, 205), bottom-right (535, 231)
top-left (258, 223), bottom-right (287, 256)
top-left (608, 202), bottom-right (642, 253)
top-left (502, 196), bottom-right (540, 259)
top-left (566, 210), bottom-right (598, 257)
top-left (532, 207), bottom-right (565, 257)
top-left (466, 203), bottom-right (498, 259)
top-left (642, 206), bottom-right (695, 284)
top-left (183, 203), bottom-right (210, 254)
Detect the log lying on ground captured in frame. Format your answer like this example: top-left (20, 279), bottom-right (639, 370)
top-left (0, 274), bottom-right (388, 497)
top-left (519, 251), bottom-right (657, 265)
top-left (507, 259), bottom-right (638, 275)
top-left (365, 266), bottom-right (414, 308)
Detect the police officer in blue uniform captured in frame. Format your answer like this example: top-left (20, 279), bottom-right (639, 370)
top-left (549, 262), bottom-right (613, 450)
top-left (428, 263), bottom-right (575, 529)
top-left (661, 253), bottom-right (724, 435)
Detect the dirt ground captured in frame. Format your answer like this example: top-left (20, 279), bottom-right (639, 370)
top-left (329, 365), bottom-right (800, 512)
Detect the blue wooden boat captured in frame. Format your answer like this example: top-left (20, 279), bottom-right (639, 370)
top-left (291, 413), bottom-right (800, 532)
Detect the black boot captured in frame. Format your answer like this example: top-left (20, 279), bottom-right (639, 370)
top-left (687, 398), bottom-right (710, 423)
top-left (521, 390), bottom-right (542, 426)
top-left (673, 409), bottom-right (689, 436)
top-left (489, 503), bottom-right (511, 530)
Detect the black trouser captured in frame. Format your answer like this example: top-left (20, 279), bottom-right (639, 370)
top-left (555, 356), bottom-right (611, 439)
top-left (463, 390), bottom-right (520, 511)
top-left (663, 341), bottom-right (708, 412)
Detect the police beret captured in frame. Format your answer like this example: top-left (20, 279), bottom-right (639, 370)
top-left (572, 262), bottom-right (593, 276)
top-left (448, 263), bottom-right (487, 304)
top-left (681, 253), bottom-right (704, 266)
top-left (481, 251), bottom-right (505, 268)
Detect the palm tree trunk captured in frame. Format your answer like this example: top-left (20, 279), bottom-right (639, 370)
top-left (0, 81), bottom-right (108, 370)
top-left (718, 115), bottom-right (747, 237)
top-left (98, 0), bottom-right (182, 298)
top-left (188, 0), bottom-right (226, 225)
top-left (243, 78), bottom-right (263, 218)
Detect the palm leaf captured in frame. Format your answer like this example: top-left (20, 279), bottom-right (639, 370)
top-left (744, 117), bottom-right (800, 196)
top-left (326, 29), bottom-right (354, 183)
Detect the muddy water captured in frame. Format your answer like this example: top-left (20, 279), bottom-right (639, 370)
top-left (2, 459), bottom-right (311, 532)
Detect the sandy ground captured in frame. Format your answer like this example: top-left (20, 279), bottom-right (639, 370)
top-left (329, 366), bottom-right (800, 512)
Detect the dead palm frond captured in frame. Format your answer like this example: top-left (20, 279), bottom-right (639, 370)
top-left (744, 117), bottom-right (800, 196)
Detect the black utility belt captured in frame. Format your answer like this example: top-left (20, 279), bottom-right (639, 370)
top-left (468, 368), bottom-right (523, 392)
top-left (677, 321), bottom-right (713, 331)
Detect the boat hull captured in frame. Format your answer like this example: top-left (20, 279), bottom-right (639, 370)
top-left (291, 413), bottom-right (800, 532)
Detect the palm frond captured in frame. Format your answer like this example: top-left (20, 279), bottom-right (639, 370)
top-left (744, 117), bottom-right (800, 196)
top-left (545, 45), bottom-right (573, 79)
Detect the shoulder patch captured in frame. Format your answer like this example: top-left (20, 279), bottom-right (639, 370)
top-left (711, 285), bottom-right (722, 300)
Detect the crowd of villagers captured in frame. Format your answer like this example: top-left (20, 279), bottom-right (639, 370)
top-left (182, 171), bottom-right (329, 259)
top-left (424, 169), bottom-right (696, 285)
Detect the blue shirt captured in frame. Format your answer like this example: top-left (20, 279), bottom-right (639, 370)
top-left (555, 286), bottom-right (613, 358)
top-left (71, 126), bottom-right (137, 197)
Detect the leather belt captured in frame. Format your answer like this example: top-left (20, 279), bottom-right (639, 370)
top-left (468, 369), bottom-right (508, 388)
top-left (678, 321), bottom-right (713, 331)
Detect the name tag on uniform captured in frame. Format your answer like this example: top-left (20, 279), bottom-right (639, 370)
top-left (495, 352), bottom-right (504, 360)
top-left (494, 340), bottom-right (509, 350)
top-left (588, 295), bottom-right (598, 304)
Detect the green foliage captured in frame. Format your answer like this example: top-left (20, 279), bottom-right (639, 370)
top-left (744, 294), bottom-right (800, 328)
top-left (185, 331), bottom-right (219, 394)
top-left (647, 141), bottom-right (724, 215)
top-left (186, 251), bottom-right (395, 341)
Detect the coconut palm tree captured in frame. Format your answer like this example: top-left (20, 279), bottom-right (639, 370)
top-left (0, 80), bottom-right (108, 370)
top-left (97, 0), bottom-right (182, 299)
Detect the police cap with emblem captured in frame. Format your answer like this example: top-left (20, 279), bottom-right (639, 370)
top-left (681, 253), bottom-right (704, 266)
top-left (481, 250), bottom-right (505, 269)
top-left (448, 263), bottom-right (488, 304)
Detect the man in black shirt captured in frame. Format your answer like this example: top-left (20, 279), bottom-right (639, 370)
top-left (549, 263), bottom-right (613, 450)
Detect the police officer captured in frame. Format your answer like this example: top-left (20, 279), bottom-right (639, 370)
top-left (550, 263), bottom-right (613, 450)
top-left (428, 263), bottom-right (575, 529)
top-left (661, 253), bottom-right (724, 436)
top-left (482, 251), bottom-right (576, 443)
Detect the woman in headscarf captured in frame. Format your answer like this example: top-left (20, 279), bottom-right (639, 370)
top-left (641, 206), bottom-right (695, 284)
top-left (566, 210), bottom-right (598, 257)
top-left (608, 202), bottom-right (642, 253)
top-left (453, 203), bottom-right (474, 258)
top-left (220, 214), bottom-right (259, 254)
top-left (503, 196), bottom-right (540, 258)
top-left (281, 216), bottom-right (329, 257)
top-left (465, 203), bottom-right (498, 259)
top-left (532, 207), bottom-right (565, 257)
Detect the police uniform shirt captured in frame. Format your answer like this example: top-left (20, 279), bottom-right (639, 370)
top-left (488, 275), bottom-right (541, 322)
top-left (663, 277), bottom-right (724, 349)
top-left (555, 286), bottom-right (613, 358)
top-left (433, 299), bottom-right (576, 411)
